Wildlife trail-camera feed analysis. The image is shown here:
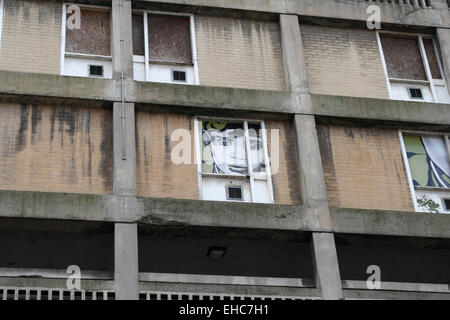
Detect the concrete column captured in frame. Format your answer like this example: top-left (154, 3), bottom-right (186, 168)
top-left (111, 0), bottom-right (133, 81)
top-left (113, 102), bottom-right (136, 196)
top-left (279, 14), bottom-right (343, 299)
top-left (114, 223), bottom-right (139, 300)
top-left (279, 14), bottom-right (309, 93)
top-left (113, 101), bottom-right (137, 299)
top-left (293, 114), bottom-right (328, 209)
top-left (436, 28), bottom-right (450, 96)
top-left (311, 233), bottom-right (344, 300)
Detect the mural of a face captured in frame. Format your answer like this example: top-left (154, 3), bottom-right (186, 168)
top-left (202, 122), bottom-right (265, 175)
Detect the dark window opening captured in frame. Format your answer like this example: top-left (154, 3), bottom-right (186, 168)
top-left (172, 70), bottom-right (186, 82)
top-left (408, 88), bottom-right (423, 99)
top-left (443, 198), bottom-right (450, 211)
top-left (226, 185), bottom-right (243, 201)
top-left (89, 65), bottom-right (104, 77)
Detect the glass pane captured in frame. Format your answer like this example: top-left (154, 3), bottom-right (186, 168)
top-left (132, 13), bottom-right (145, 56)
top-left (404, 135), bottom-right (450, 188)
top-left (247, 123), bottom-right (265, 173)
top-left (423, 39), bottom-right (442, 80)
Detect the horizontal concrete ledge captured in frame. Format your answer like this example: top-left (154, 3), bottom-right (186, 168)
top-left (330, 207), bottom-right (450, 239)
top-left (0, 71), bottom-right (119, 102)
top-left (2, 190), bottom-right (450, 239)
top-left (342, 280), bottom-right (450, 294)
top-left (138, 281), bottom-right (322, 299)
top-left (2, 71), bottom-right (450, 125)
top-left (138, 197), bottom-right (329, 231)
top-left (0, 267), bottom-right (113, 280)
top-left (135, 0), bottom-right (448, 28)
top-left (0, 190), bottom-right (141, 223)
top-left (127, 80), bottom-right (298, 114)
top-left (311, 94), bottom-right (450, 125)
top-left (139, 272), bottom-right (314, 288)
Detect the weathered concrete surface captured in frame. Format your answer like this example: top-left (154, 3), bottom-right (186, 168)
top-left (114, 223), bottom-right (139, 300)
top-left (330, 207), bottom-right (450, 239)
top-left (0, 71), bottom-right (119, 101)
top-left (138, 197), bottom-right (319, 230)
top-left (1, 71), bottom-right (450, 125)
top-left (126, 80), bottom-right (298, 114)
top-left (133, 0), bottom-right (450, 28)
top-left (311, 232), bottom-right (343, 300)
top-left (111, 0), bottom-right (133, 81)
top-left (343, 289), bottom-right (450, 300)
top-left (113, 103), bottom-right (137, 196)
top-left (310, 94), bottom-right (450, 125)
top-left (0, 190), bottom-right (140, 222)
top-left (2, 190), bottom-right (450, 239)
top-left (280, 14), bottom-right (309, 93)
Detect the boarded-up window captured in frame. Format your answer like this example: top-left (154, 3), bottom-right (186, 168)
top-left (132, 13), bottom-right (145, 56)
top-left (66, 9), bottom-right (111, 56)
top-left (423, 39), bottom-right (442, 79)
top-left (148, 15), bottom-right (192, 64)
top-left (380, 35), bottom-right (426, 80)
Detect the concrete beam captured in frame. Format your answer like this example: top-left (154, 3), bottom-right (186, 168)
top-left (0, 71), bottom-right (119, 101)
top-left (311, 232), bottom-right (343, 300)
top-left (114, 223), bottom-right (139, 300)
top-left (111, 0), bottom-right (133, 81)
top-left (1, 72), bottom-right (450, 125)
top-left (3, 190), bottom-right (450, 239)
top-left (133, 0), bottom-right (448, 28)
top-left (310, 94), bottom-right (450, 126)
top-left (113, 102), bottom-right (137, 196)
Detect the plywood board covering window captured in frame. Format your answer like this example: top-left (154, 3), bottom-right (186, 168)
top-left (380, 35), bottom-right (427, 80)
top-left (148, 14), bottom-right (192, 64)
top-left (65, 9), bottom-right (110, 56)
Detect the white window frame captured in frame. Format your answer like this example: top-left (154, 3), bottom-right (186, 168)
top-left (60, 3), bottom-right (112, 75)
top-left (132, 9), bottom-right (199, 85)
top-left (399, 130), bottom-right (450, 212)
top-left (194, 117), bottom-right (274, 203)
top-left (377, 31), bottom-right (449, 103)
top-left (0, 0), bottom-right (4, 56)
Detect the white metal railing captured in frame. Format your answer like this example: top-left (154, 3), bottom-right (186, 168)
top-left (138, 291), bottom-right (320, 301)
top-left (364, 0), bottom-right (432, 8)
top-left (0, 287), bottom-right (115, 300)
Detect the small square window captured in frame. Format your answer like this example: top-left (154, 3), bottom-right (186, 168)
top-left (88, 65), bottom-right (104, 77)
top-left (226, 185), bottom-right (243, 201)
top-left (443, 198), bottom-right (450, 211)
top-left (172, 70), bottom-right (186, 82)
top-left (408, 88), bottom-right (423, 99)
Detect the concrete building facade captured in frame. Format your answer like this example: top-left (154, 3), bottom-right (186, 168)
top-left (0, 0), bottom-right (449, 300)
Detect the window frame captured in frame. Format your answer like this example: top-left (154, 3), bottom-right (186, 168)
top-left (0, 0), bottom-right (4, 55)
top-left (132, 9), bottom-right (199, 85)
top-left (377, 31), bottom-right (448, 103)
top-left (60, 3), bottom-right (112, 75)
top-left (194, 117), bottom-right (274, 204)
top-left (399, 130), bottom-right (450, 211)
